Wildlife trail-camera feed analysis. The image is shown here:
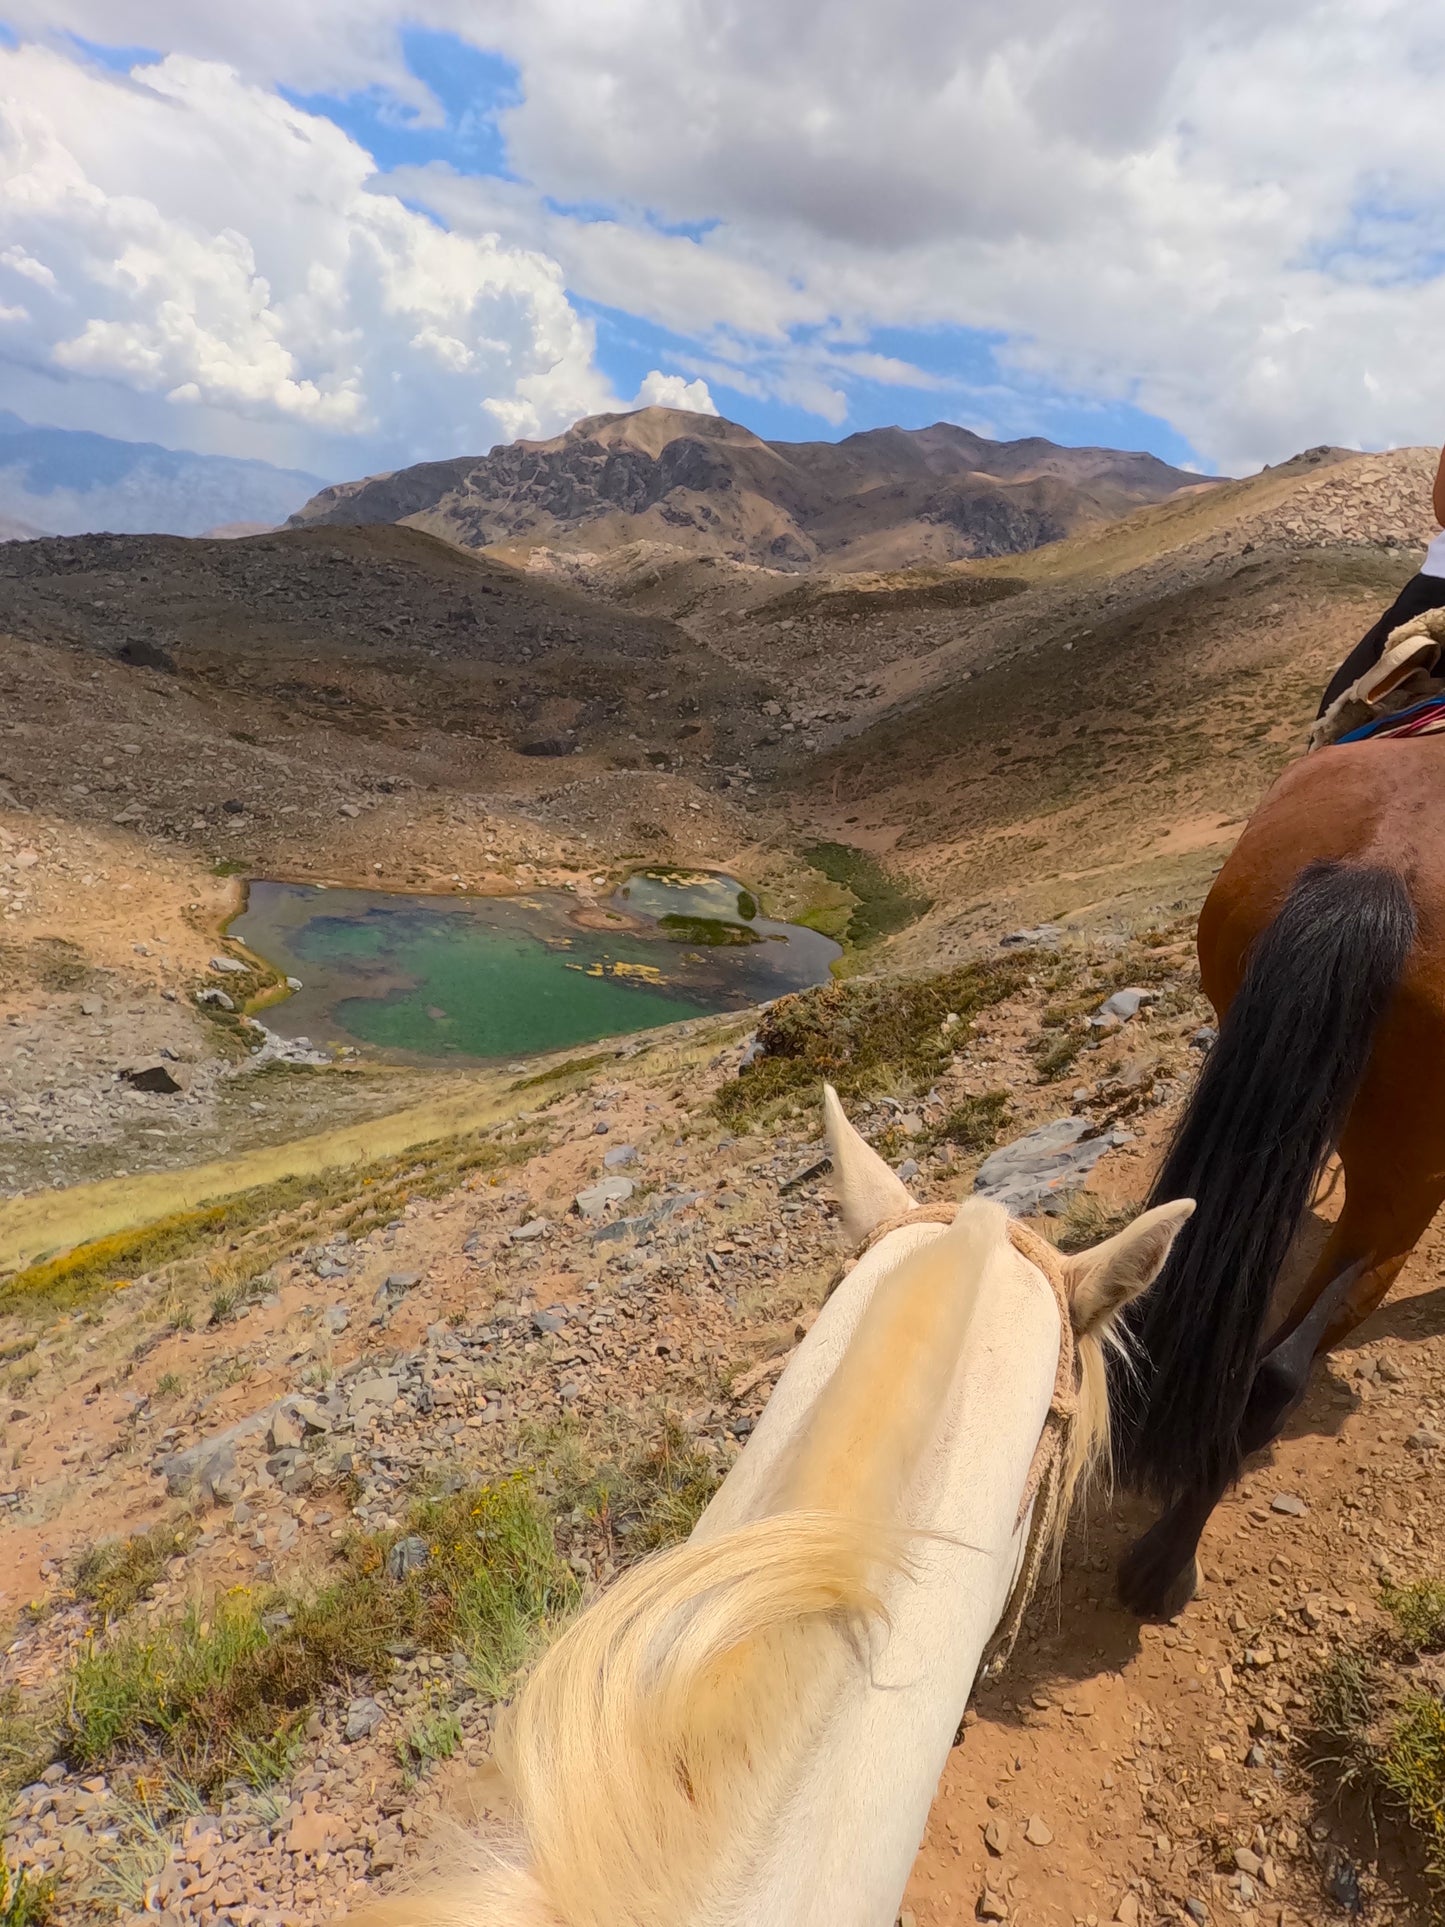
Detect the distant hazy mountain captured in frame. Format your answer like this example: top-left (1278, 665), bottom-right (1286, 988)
top-left (290, 406), bottom-right (1218, 572)
top-left (0, 413), bottom-right (326, 538)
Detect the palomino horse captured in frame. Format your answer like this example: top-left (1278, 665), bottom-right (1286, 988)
top-left (1115, 738), bottom-right (1441, 1619)
top-left (377, 1087), bottom-right (1191, 1927)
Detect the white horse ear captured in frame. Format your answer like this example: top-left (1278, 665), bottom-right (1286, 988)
top-left (823, 1083), bottom-right (913, 1243)
top-left (1063, 1199), bottom-right (1195, 1336)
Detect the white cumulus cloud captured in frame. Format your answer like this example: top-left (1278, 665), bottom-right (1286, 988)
top-left (0, 43), bottom-right (614, 471)
top-left (632, 370), bottom-right (717, 414)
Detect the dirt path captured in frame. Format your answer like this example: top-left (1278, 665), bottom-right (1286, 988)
top-left (908, 1213), bottom-right (1445, 1927)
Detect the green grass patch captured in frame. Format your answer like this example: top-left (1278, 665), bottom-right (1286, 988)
top-left (658, 915), bottom-right (762, 947)
top-left (0, 1694), bottom-right (55, 1813)
top-left (1383, 1581), bottom-right (1445, 1653)
top-left (510, 1052), bottom-right (613, 1091)
top-left (398, 1708), bottom-right (462, 1776)
top-left (1033, 1021), bottom-right (1091, 1082)
top-left (715, 954), bottom-right (1034, 1129)
top-left (926, 1091), bottom-right (1011, 1154)
top-left (0, 1859), bottom-right (53, 1927)
top-left (1308, 1575), bottom-right (1445, 1899)
top-left (55, 1475), bottom-right (573, 1795)
top-left (530, 1415), bottom-right (720, 1561)
top-left (73, 1521), bottom-right (201, 1623)
top-left (1, 1131), bottom-right (533, 1318)
top-left (801, 843), bottom-right (933, 947)
top-left (1049, 1191), bottom-right (1141, 1255)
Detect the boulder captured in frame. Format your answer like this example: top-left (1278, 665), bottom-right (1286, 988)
top-left (122, 1062), bottom-right (182, 1095)
top-left (345, 1696), bottom-right (385, 1742)
top-left (385, 1534), bottom-right (430, 1582)
top-left (603, 1144), bottom-right (638, 1170)
top-left (974, 1117), bottom-right (1121, 1215)
top-left (268, 1408), bottom-right (304, 1452)
top-left (1095, 987), bottom-right (1155, 1022)
top-left (574, 1177), bottom-right (635, 1218)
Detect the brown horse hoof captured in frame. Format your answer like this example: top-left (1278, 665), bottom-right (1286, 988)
top-left (1117, 1540), bottom-right (1200, 1621)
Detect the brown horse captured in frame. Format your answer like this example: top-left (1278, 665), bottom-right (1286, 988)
top-left (1113, 736), bottom-right (1445, 1619)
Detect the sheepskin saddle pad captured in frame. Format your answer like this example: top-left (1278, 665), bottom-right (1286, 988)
top-left (1311, 608), bottom-right (1445, 750)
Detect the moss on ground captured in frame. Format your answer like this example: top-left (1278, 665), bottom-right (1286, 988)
top-left (715, 953), bottom-right (1036, 1129)
top-left (800, 842), bottom-right (933, 947)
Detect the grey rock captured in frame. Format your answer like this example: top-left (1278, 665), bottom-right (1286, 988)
top-left (286, 976), bottom-right (303, 991)
top-left (974, 1117), bottom-right (1113, 1215)
top-left (374, 1272), bottom-right (420, 1310)
top-left (345, 1696), bottom-right (386, 1742)
top-left (196, 988), bottom-right (235, 1012)
top-left (779, 1153), bottom-right (831, 1194)
top-left (510, 1218), bottom-right (551, 1242)
top-left (1408, 1427), bottom-right (1445, 1451)
top-left (1097, 987), bottom-right (1155, 1021)
top-left (385, 1535), bottom-right (430, 1581)
top-left (123, 1062), bottom-right (182, 1095)
top-left (209, 956), bottom-right (247, 975)
top-left (594, 1190), bottom-right (702, 1244)
top-left (159, 1412), bottom-right (271, 1497)
top-left (897, 1158), bottom-right (920, 1181)
top-left (738, 1037), bottom-right (764, 1071)
top-left (603, 1143), bottom-right (638, 1170)
top-left (1000, 924), bottom-right (1061, 950)
top-left (1271, 1492), bottom-right (1308, 1516)
top-left (592, 1120), bottom-right (609, 1135)
top-left (348, 1375), bottom-right (400, 1414)
top-left (574, 1177), bottom-right (635, 1218)
top-left (1190, 1025), bottom-right (1218, 1051)
top-left (321, 1306), bottom-right (350, 1334)
top-left (532, 1309), bottom-right (565, 1335)
top-left (268, 1408), bottom-right (304, 1452)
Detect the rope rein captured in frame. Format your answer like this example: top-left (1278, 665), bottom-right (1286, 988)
top-left (823, 1203), bottom-right (1080, 1674)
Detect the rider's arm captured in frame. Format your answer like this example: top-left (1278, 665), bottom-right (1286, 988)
top-left (1434, 444), bottom-right (1445, 527)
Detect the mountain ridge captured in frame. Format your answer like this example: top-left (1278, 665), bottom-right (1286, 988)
top-left (288, 405), bottom-right (1220, 572)
top-left (0, 412), bottom-right (327, 539)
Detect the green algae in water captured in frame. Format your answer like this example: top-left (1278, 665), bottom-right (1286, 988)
top-left (657, 915), bottom-right (762, 947)
top-left (232, 878), bottom-right (838, 1065)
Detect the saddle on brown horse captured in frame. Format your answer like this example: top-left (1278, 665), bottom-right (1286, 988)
top-left (1310, 607), bottom-right (1445, 749)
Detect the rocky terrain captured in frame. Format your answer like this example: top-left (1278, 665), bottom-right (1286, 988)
top-left (4, 425), bottom-right (1445, 1924)
top-left (289, 406), bottom-right (1212, 572)
top-left (3, 929), bottom-right (1445, 1926)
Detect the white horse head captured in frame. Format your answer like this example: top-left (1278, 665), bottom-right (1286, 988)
top-left (370, 1087), bottom-right (1191, 1927)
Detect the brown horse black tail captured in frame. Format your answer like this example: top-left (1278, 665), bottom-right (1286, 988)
top-left (1113, 860), bottom-right (1415, 1502)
